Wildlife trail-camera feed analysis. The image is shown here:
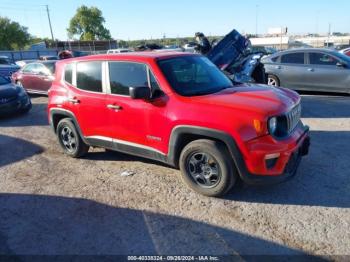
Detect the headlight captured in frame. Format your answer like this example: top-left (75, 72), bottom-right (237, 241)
top-left (17, 86), bottom-right (27, 97)
top-left (268, 117), bottom-right (278, 135)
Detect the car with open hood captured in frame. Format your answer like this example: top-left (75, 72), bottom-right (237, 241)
top-left (206, 29), bottom-right (267, 84)
top-left (48, 52), bottom-right (310, 197)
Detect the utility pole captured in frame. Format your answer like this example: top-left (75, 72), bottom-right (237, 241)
top-left (45, 5), bottom-right (54, 42)
top-left (327, 23), bottom-right (331, 47)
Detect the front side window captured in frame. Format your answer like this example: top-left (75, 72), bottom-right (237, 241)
top-left (158, 56), bottom-right (233, 96)
top-left (76, 61), bottom-right (102, 92)
top-left (109, 62), bottom-right (148, 95)
top-left (0, 58), bottom-right (11, 65)
top-left (281, 53), bottom-right (305, 64)
top-left (309, 53), bottom-right (339, 66)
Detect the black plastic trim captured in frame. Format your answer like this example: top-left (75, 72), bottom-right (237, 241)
top-left (49, 108), bottom-right (89, 145)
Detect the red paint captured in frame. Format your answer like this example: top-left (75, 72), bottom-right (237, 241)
top-left (49, 52), bottom-right (309, 176)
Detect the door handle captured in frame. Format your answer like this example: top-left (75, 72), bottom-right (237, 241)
top-left (275, 66), bottom-right (282, 69)
top-left (67, 97), bottom-right (80, 104)
top-left (307, 68), bottom-right (314, 72)
top-left (107, 104), bottom-right (122, 111)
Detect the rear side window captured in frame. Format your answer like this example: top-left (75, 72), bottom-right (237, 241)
top-left (64, 64), bottom-right (73, 84)
top-left (76, 61), bottom-right (102, 92)
top-left (281, 53), bottom-right (305, 64)
top-left (309, 53), bottom-right (339, 66)
top-left (109, 62), bottom-right (148, 96)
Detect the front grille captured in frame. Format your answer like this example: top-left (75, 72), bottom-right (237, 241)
top-left (285, 103), bottom-right (301, 134)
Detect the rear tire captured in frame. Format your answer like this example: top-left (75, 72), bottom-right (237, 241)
top-left (179, 139), bottom-right (237, 197)
top-left (267, 75), bottom-right (280, 86)
top-left (56, 118), bottom-right (89, 158)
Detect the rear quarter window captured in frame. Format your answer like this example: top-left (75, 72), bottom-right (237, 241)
top-left (64, 64), bottom-right (73, 84)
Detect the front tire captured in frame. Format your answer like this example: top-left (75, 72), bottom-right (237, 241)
top-left (179, 139), bottom-right (237, 197)
top-left (56, 118), bottom-right (89, 158)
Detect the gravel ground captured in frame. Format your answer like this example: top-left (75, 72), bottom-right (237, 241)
top-left (0, 94), bottom-right (349, 259)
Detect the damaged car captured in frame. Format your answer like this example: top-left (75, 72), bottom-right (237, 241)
top-left (206, 30), bottom-right (267, 84)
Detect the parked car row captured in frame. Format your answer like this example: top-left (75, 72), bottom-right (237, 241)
top-left (263, 48), bottom-right (350, 93)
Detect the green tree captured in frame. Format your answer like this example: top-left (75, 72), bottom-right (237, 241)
top-left (0, 17), bottom-right (31, 50)
top-left (67, 5), bottom-right (112, 41)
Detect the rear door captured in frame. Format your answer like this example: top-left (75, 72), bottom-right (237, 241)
top-left (64, 61), bottom-right (109, 139)
top-left (304, 52), bottom-right (350, 92)
top-left (277, 52), bottom-right (307, 90)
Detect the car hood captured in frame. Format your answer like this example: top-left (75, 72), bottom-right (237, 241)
top-left (190, 84), bottom-right (300, 116)
top-left (207, 29), bottom-right (249, 70)
top-left (0, 83), bottom-right (19, 98)
top-left (0, 64), bottom-right (20, 69)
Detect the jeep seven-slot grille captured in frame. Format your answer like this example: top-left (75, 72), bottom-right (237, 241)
top-left (286, 103), bottom-right (301, 134)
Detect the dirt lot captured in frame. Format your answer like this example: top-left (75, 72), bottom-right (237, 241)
top-left (0, 94), bottom-right (349, 258)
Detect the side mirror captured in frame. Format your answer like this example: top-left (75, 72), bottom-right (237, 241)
top-left (129, 86), bottom-right (151, 100)
top-left (336, 62), bottom-right (346, 68)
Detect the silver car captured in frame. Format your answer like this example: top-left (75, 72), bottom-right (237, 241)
top-left (262, 48), bottom-right (350, 94)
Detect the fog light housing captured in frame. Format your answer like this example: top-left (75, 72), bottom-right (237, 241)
top-left (265, 153), bottom-right (280, 169)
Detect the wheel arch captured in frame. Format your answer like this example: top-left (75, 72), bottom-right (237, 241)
top-left (49, 108), bottom-right (89, 144)
top-left (167, 126), bottom-right (248, 179)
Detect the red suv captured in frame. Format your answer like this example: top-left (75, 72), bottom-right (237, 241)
top-left (48, 52), bottom-right (310, 197)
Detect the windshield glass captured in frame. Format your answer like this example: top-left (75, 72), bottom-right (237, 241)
top-left (0, 58), bottom-right (11, 65)
top-left (0, 76), bottom-right (10, 85)
top-left (158, 56), bottom-right (234, 96)
top-left (44, 62), bottom-right (56, 74)
top-left (334, 51), bottom-right (350, 63)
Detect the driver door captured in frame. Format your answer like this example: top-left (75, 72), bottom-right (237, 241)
top-left (304, 52), bottom-right (349, 92)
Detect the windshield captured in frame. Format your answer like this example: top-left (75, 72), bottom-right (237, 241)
top-left (44, 62), bottom-right (56, 74)
top-left (0, 58), bottom-right (11, 65)
top-left (158, 56), bottom-right (234, 96)
top-left (0, 76), bottom-right (10, 85)
top-left (334, 51), bottom-right (350, 63)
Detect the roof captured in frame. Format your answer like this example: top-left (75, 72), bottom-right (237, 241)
top-left (57, 51), bottom-right (196, 65)
top-left (273, 48), bottom-right (342, 55)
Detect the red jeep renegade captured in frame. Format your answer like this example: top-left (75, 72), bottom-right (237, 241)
top-left (48, 52), bottom-right (310, 197)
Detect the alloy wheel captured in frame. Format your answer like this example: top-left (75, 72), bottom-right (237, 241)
top-left (186, 152), bottom-right (221, 188)
top-left (268, 77), bottom-right (277, 86)
top-left (60, 126), bottom-right (77, 153)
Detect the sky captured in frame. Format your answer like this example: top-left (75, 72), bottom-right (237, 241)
top-left (0, 0), bottom-right (349, 40)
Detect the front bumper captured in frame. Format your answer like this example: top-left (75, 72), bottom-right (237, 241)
top-left (237, 123), bottom-right (310, 185)
top-left (0, 95), bottom-right (31, 116)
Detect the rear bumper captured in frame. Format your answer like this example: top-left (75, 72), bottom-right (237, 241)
top-left (236, 124), bottom-right (310, 185)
